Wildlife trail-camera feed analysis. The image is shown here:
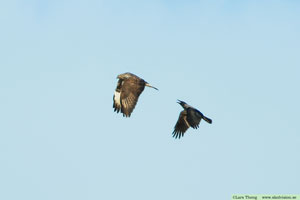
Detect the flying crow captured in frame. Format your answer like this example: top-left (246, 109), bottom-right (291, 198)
top-left (173, 100), bottom-right (212, 139)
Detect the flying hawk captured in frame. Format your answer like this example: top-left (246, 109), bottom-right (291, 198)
top-left (173, 100), bottom-right (212, 139)
top-left (113, 72), bottom-right (158, 117)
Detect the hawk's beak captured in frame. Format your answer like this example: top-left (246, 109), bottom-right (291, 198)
top-left (145, 83), bottom-right (158, 90)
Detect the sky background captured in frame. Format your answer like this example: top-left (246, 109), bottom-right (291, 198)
top-left (1, 0), bottom-right (300, 199)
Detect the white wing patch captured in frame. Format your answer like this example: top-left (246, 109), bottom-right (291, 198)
top-left (121, 99), bottom-right (127, 108)
top-left (114, 91), bottom-right (121, 107)
top-left (122, 98), bottom-right (130, 109)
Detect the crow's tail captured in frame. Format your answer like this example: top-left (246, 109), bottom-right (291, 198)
top-left (203, 115), bottom-right (212, 124)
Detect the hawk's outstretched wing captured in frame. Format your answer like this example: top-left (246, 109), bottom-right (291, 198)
top-left (113, 79), bottom-right (123, 114)
top-left (113, 78), bottom-right (145, 117)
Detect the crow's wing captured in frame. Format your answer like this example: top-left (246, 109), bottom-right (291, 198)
top-left (173, 110), bottom-right (190, 139)
top-left (186, 108), bottom-right (202, 129)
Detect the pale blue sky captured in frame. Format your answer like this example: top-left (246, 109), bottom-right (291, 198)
top-left (1, 1), bottom-right (299, 200)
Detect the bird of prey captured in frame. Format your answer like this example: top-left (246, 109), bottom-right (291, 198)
top-left (173, 100), bottom-right (212, 139)
top-left (113, 72), bottom-right (158, 117)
